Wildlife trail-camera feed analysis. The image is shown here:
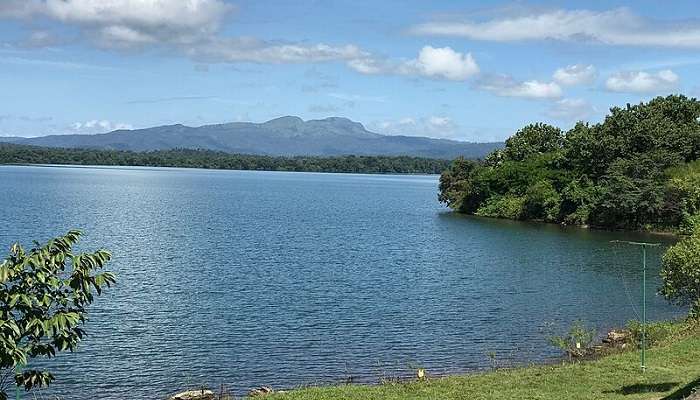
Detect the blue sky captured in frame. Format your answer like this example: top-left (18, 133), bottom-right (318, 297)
top-left (1, 0), bottom-right (700, 142)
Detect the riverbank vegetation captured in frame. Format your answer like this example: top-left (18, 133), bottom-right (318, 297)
top-left (262, 319), bottom-right (700, 400)
top-left (439, 95), bottom-right (700, 232)
top-left (0, 144), bottom-right (452, 174)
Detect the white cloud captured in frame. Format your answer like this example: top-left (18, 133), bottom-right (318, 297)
top-left (475, 74), bottom-right (562, 99)
top-left (71, 120), bottom-right (132, 134)
top-left (411, 8), bottom-right (700, 48)
top-left (347, 58), bottom-right (389, 75)
top-left (605, 69), bottom-right (679, 93)
top-left (62, 0), bottom-right (226, 47)
top-left (545, 98), bottom-right (594, 121)
top-left (186, 38), bottom-right (367, 63)
top-left (0, 0), bottom-right (369, 65)
top-left (553, 64), bottom-right (597, 86)
top-left (348, 46), bottom-right (479, 81)
top-left (372, 116), bottom-right (459, 138)
top-left (400, 46), bottom-right (479, 80)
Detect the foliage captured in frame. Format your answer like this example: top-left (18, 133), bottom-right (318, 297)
top-left (524, 180), bottom-right (561, 222)
top-left (626, 319), bottom-right (697, 347)
top-left (475, 195), bottom-right (526, 220)
top-left (666, 160), bottom-right (700, 234)
top-left (438, 158), bottom-right (478, 211)
top-left (439, 95), bottom-right (700, 230)
top-left (660, 233), bottom-right (700, 317)
top-left (547, 320), bottom-right (598, 360)
top-left (0, 231), bottom-right (114, 398)
top-left (502, 123), bottom-right (563, 162)
top-left (0, 144), bottom-right (452, 174)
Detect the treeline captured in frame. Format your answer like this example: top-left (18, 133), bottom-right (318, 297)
top-left (0, 144), bottom-right (452, 174)
top-left (439, 95), bottom-right (700, 231)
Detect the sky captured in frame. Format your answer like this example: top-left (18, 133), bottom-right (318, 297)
top-left (2, 0), bottom-right (700, 142)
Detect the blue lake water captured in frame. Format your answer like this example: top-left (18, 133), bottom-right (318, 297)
top-left (0, 165), bottom-right (682, 399)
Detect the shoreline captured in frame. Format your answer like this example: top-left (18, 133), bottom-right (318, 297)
top-left (171, 320), bottom-right (699, 399)
top-left (261, 320), bottom-right (699, 400)
top-left (452, 211), bottom-right (682, 238)
top-left (0, 162), bottom-right (444, 177)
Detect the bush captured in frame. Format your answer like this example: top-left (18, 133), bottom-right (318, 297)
top-left (524, 180), bottom-right (561, 222)
top-left (475, 195), bottom-right (526, 220)
top-left (679, 213), bottom-right (700, 236)
top-left (547, 320), bottom-right (597, 360)
top-left (626, 320), bottom-right (689, 347)
top-left (660, 233), bottom-right (700, 317)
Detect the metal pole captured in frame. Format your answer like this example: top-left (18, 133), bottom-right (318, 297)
top-left (641, 245), bottom-right (646, 372)
top-left (610, 240), bottom-right (659, 372)
top-left (15, 364), bottom-right (20, 400)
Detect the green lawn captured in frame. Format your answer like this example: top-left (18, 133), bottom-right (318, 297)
top-left (268, 332), bottom-right (700, 400)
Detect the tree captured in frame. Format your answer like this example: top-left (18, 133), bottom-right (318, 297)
top-left (0, 230), bottom-right (115, 399)
top-left (660, 233), bottom-right (700, 317)
top-left (524, 180), bottom-right (561, 222)
top-left (438, 95), bottom-right (700, 231)
top-left (502, 123), bottom-right (563, 162)
top-left (438, 157), bottom-right (479, 212)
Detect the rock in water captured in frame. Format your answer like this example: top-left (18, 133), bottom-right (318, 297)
top-left (169, 389), bottom-right (215, 400)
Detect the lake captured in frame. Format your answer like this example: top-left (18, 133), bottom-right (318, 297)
top-left (0, 165), bottom-right (681, 399)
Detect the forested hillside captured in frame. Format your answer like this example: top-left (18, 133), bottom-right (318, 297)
top-left (439, 95), bottom-right (700, 231)
top-left (0, 145), bottom-right (451, 174)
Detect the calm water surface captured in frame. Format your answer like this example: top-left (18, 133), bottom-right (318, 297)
top-left (0, 165), bottom-right (681, 399)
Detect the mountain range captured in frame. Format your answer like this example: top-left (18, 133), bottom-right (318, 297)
top-left (0, 116), bottom-right (501, 159)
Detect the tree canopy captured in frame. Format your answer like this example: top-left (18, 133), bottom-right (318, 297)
top-left (439, 95), bottom-right (700, 231)
top-left (0, 145), bottom-right (452, 175)
top-left (0, 231), bottom-right (114, 398)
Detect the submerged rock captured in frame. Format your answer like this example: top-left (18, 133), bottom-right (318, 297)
top-left (169, 389), bottom-right (215, 400)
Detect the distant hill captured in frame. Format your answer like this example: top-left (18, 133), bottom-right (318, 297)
top-left (2, 116), bottom-right (502, 159)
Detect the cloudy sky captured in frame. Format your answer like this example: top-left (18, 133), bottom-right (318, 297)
top-left (1, 0), bottom-right (700, 141)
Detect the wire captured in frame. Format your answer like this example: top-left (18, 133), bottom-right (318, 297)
top-left (613, 243), bottom-right (641, 320)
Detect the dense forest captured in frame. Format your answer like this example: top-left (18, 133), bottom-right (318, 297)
top-left (0, 144), bottom-right (452, 174)
top-left (439, 95), bottom-right (700, 231)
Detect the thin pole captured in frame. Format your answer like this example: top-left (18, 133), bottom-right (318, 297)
top-left (15, 364), bottom-right (20, 400)
top-left (610, 240), bottom-right (659, 372)
top-left (641, 246), bottom-right (646, 372)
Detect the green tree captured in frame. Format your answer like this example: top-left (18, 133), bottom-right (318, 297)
top-left (660, 233), bottom-right (700, 317)
top-left (438, 158), bottom-right (480, 212)
top-left (502, 123), bottom-right (563, 162)
top-left (524, 180), bottom-right (561, 222)
top-left (0, 230), bottom-right (115, 398)
top-left (665, 160), bottom-right (700, 234)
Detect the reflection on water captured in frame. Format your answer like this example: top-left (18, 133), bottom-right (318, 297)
top-left (0, 165), bottom-right (682, 399)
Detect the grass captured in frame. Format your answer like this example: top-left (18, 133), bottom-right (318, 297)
top-left (266, 322), bottom-right (700, 400)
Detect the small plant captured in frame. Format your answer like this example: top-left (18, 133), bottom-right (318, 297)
top-left (0, 230), bottom-right (115, 398)
top-left (547, 320), bottom-right (597, 360)
top-left (486, 351), bottom-right (498, 370)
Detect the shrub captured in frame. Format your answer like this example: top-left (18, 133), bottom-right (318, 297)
top-left (660, 233), bottom-right (700, 317)
top-left (524, 180), bottom-right (561, 222)
top-left (547, 320), bottom-right (597, 360)
top-left (475, 195), bottom-right (526, 220)
top-left (626, 320), bottom-right (682, 347)
top-left (679, 213), bottom-right (700, 236)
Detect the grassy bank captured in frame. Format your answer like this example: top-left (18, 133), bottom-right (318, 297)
top-left (266, 322), bottom-right (700, 400)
